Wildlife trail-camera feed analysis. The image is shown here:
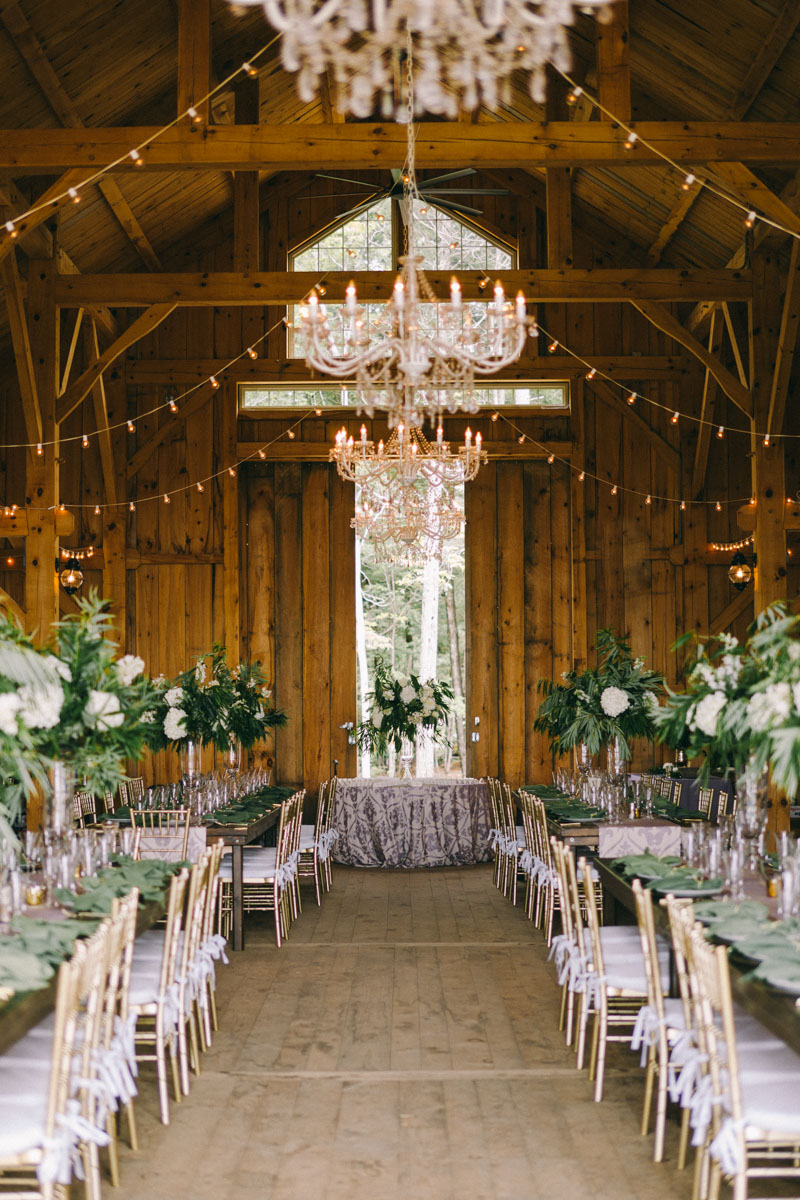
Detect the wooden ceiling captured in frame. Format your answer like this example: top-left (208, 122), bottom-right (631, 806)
top-left (0, 0), bottom-right (796, 349)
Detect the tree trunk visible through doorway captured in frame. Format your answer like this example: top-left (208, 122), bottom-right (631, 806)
top-left (416, 490), bottom-right (441, 776)
top-left (445, 583), bottom-right (466, 772)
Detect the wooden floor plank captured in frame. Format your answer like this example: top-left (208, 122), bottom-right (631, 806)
top-left (110, 864), bottom-right (697, 1200)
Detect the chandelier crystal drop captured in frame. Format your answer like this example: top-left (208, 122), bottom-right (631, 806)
top-left (332, 421), bottom-right (486, 561)
top-left (296, 80), bottom-right (532, 429)
top-left (233, 0), bottom-right (613, 117)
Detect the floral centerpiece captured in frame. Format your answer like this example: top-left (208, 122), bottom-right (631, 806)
top-left (0, 593), bottom-right (160, 838)
top-left (654, 604), bottom-right (800, 794)
top-left (147, 645), bottom-right (286, 754)
top-left (534, 629), bottom-right (663, 760)
top-left (357, 656), bottom-right (453, 763)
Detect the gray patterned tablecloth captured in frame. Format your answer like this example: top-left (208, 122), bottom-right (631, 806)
top-left (598, 819), bottom-right (682, 859)
top-left (332, 777), bottom-right (493, 868)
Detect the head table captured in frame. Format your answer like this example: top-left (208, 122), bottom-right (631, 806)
top-left (332, 776), bottom-right (492, 869)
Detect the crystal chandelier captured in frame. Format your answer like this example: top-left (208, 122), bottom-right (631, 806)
top-left (296, 79), bottom-right (531, 429)
top-left (233, 0), bottom-right (613, 116)
top-left (332, 421), bottom-right (486, 560)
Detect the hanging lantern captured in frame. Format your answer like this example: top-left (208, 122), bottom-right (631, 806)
top-left (727, 551), bottom-right (752, 592)
top-left (58, 555), bottom-right (84, 596)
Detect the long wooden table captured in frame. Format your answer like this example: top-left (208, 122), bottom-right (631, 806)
top-left (0, 896), bottom-right (163, 1055)
top-left (204, 807), bottom-right (281, 951)
top-left (594, 859), bottom-right (800, 1056)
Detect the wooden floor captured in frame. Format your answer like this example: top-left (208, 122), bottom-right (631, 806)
top-left (114, 866), bottom-right (693, 1200)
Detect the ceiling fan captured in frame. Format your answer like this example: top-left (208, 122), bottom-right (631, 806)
top-left (313, 167), bottom-right (509, 222)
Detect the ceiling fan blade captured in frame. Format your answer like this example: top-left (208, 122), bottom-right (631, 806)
top-left (427, 198), bottom-right (485, 217)
top-left (315, 173), bottom-right (381, 188)
top-left (420, 168), bottom-right (477, 185)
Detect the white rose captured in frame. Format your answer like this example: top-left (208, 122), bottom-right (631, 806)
top-left (18, 682), bottom-right (64, 729)
top-left (0, 692), bottom-right (20, 735)
top-left (115, 654), bottom-right (145, 686)
top-left (422, 699), bottom-right (435, 715)
top-left (691, 691), bottom-right (726, 737)
top-left (85, 689), bottom-right (124, 730)
top-left (747, 682), bottom-right (792, 732)
top-left (409, 711), bottom-right (423, 725)
top-left (396, 674), bottom-right (410, 687)
top-left (195, 661), bottom-right (206, 684)
top-left (371, 708), bottom-right (383, 728)
top-left (164, 707), bottom-right (187, 740)
top-left (400, 685), bottom-right (416, 704)
top-left (600, 686), bottom-right (630, 718)
top-left (164, 686), bottom-right (184, 707)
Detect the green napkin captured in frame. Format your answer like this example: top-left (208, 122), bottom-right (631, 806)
top-left (645, 870), bottom-right (723, 893)
top-left (743, 951), bottom-right (800, 991)
top-left (730, 921), bottom-right (800, 962)
top-left (694, 899), bottom-right (769, 924)
top-left (9, 916), bottom-right (99, 965)
top-left (612, 851), bottom-right (682, 879)
top-left (55, 856), bottom-right (183, 914)
top-left (0, 943), bottom-right (55, 994)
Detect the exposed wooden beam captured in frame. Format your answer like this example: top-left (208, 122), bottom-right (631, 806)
top-left (630, 299), bottom-right (754, 417)
top-left (545, 168), bottom-right (573, 268)
top-left (691, 308), bottom-right (722, 500)
top-left (645, 184), bottom-right (700, 266)
top-left (595, 0), bottom-right (630, 122)
top-left (0, 507), bottom-right (74, 537)
top-left (751, 252), bottom-right (787, 612)
top-left (2, 122), bottom-right (800, 171)
top-left (0, 586), bottom-right (24, 625)
top-left (0, 248), bottom-right (42, 444)
top-left (58, 308), bottom-right (84, 396)
top-left (728, 0), bottom-right (800, 120)
top-left (709, 589), bottom-right (753, 636)
top-left (177, 0), bottom-right (211, 119)
top-left (767, 238), bottom-right (800, 437)
top-left (233, 75), bottom-right (260, 273)
top-left (589, 377), bottom-right (681, 475)
top-left (318, 71), bottom-right (344, 124)
top-left (124, 353), bottom-right (694, 384)
top-left (56, 304), bottom-right (177, 424)
top-left (738, 502), bottom-right (800, 532)
top-left (235, 439), bottom-right (573, 461)
top-left (721, 301), bottom-right (750, 389)
top-left (0, 169), bottom-right (91, 268)
top-left (705, 162), bottom-right (800, 239)
top-left (96, 178), bottom-right (162, 271)
top-left (126, 387), bottom-right (209, 479)
top-left (86, 319), bottom-right (118, 507)
top-left (54, 268), bottom-right (752, 307)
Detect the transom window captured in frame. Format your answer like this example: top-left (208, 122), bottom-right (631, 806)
top-left (239, 197), bottom-right (569, 413)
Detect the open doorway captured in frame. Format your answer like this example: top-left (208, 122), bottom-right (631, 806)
top-left (355, 482), bottom-right (466, 778)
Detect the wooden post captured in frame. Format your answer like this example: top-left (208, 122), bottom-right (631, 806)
top-left (596, 0), bottom-right (631, 122)
top-left (234, 79), bottom-right (261, 274)
top-left (222, 385), bottom-right (240, 666)
top-left (177, 0), bottom-right (211, 119)
top-left (102, 509), bottom-right (127, 649)
top-left (25, 259), bottom-right (59, 642)
top-left (545, 168), bottom-right (573, 269)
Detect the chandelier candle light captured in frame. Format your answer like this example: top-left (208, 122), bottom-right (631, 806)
top-left (297, 64), bottom-right (531, 430)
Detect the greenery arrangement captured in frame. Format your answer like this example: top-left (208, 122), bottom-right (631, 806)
top-left (357, 655), bottom-right (454, 756)
top-left (0, 593), bottom-right (160, 840)
top-left (534, 629), bottom-right (663, 758)
top-left (654, 603), bottom-right (800, 792)
top-left (147, 645), bottom-right (286, 751)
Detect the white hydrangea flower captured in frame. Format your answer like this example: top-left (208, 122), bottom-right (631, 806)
top-left (718, 654), bottom-right (742, 687)
top-left (600, 686), bottom-right (630, 717)
top-left (140, 710), bottom-right (156, 724)
top-left (164, 686), bottom-right (184, 708)
top-left (789, 643), bottom-right (800, 662)
top-left (747, 682), bottom-right (792, 732)
top-left (0, 692), bottom-right (20, 735)
top-left (18, 682), bottom-right (64, 729)
top-left (44, 655), bottom-right (72, 683)
top-left (691, 691), bottom-right (726, 737)
top-left (164, 707), bottom-right (187, 739)
top-left (399, 685), bottom-right (416, 704)
top-left (395, 674), bottom-right (410, 687)
top-left (371, 708), bottom-right (383, 729)
top-left (85, 689), bottom-right (125, 730)
top-left (643, 691), bottom-right (660, 710)
top-left (115, 654), bottom-right (145, 686)
top-left (194, 661), bottom-right (206, 684)
top-left (408, 711), bottom-right (423, 725)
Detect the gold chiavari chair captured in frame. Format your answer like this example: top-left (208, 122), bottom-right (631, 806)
top-left (532, 797), bottom-right (561, 944)
top-left (298, 781), bottom-right (328, 906)
top-left (321, 775), bottom-right (338, 894)
top-left (698, 787), bottom-right (713, 818)
top-left (517, 791), bottom-right (539, 921)
top-left (129, 868), bottom-right (189, 1124)
top-left (580, 858), bottom-right (667, 1103)
top-left (672, 781), bottom-right (684, 807)
top-left (117, 780), bottom-right (130, 809)
top-left (132, 808), bottom-right (191, 861)
top-left (485, 778), bottom-right (504, 891)
top-left (500, 783), bottom-right (524, 905)
top-left (631, 879), bottom-right (688, 1163)
top-left (195, 839), bottom-right (226, 1049)
top-left (218, 792), bottom-right (301, 948)
top-left (659, 776), bottom-right (673, 798)
top-left (102, 888), bottom-right (141, 1182)
top-left (128, 777), bottom-right (145, 804)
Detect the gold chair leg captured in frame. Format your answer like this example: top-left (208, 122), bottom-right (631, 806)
top-left (105, 1112), bottom-right (121, 1188)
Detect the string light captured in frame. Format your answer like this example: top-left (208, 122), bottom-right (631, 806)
top-left (258, 449), bottom-right (266, 459)
top-left (490, 412), bottom-right (499, 423)
top-left (763, 434), bottom-right (770, 447)
top-left (627, 392), bottom-right (637, 405)
top-left (187, 107), bottom-right (202, 124)
top-left (547, 454), bottom-right (555, 464)
top-left (196, 482), bottom-right (205, 493)
top-left (671, 411), bottom-right (679, 424)
top-left (36, 442), bottom-right (43, 456)
top-left (646, 494), bottom-right (652, 505)
top-left (127, 420), bottom-right (135, 433)
top-left (129, 501), bottom-right (136, 512)
top-left (611, 485), bottom-right (618, 496)
top-left (209, 376), bottom-right (220, 390)
top-left (163, 493), bottom-right (171, 504)
top-left (94, 505), bottom-right (101, 515)
top-left (586, 368), bottom-right (597, 380)
top-left (82, 433), bottom-right (89, 448)
top-left (68, 187), bottom-right (80, 204)
top-left (247, 347), bottom-right (258, 360)
top-left (624, 130), bottom-right (639, 150)
top-left (167, 391), bottom-right (179, 413)
top-left (129, 148), bottom-right (144, 166)
top-left (287, 430), bottom-right (296, 439)
top-left (578, 471), bottom-right (585, 481)
top-left (548, 340), bottom-right (559, 353)
top-left (680, 500), bottom-right (686, 511)
top-left (710, 535), bottom-right (753, 552)
top-left (228, 466), bottom-right (237, 477)
top-left (745, 210), bottom-right (757, 229)
top-left (716, 425), bottom-right (724, 439)
top-left (242, 60), bottom-right (258, 76)
top-left (715, 501), bottom-right (722, 512)
top-left (682, 173), bottom-right (696, 190)
top-left (566, 86), bottom-right (582, 104)
top-left (518, 434), bottom-right (525, 444)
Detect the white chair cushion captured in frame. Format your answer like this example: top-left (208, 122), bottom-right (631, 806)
top-left (218, 848), bottom-right (278, 882)
top-left (603, 957), bottom-right (668, 994)
top-left (738, 1074), bottom-right (800, 1136)
top-left (0, 1096), bottom-right (48, 1156)
top-left (128, 959), bottom-right (164, 1008)
top-left (600, 926), bottom-right (641, 947)
top-left (663, 997), bottom-right (686, 1031)
top-left (298, 831), bottom-right (316, 851)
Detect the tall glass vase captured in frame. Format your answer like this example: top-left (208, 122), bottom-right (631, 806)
top-left (180, 739), bottom-right (202, 782)
top-left (576, 743), bottom-right (592, 778)
top-left (222, 739), bottom-right (242, 776)
top-left (399, 736), bottom-right (414, 780)
top-left (45, 762), bottom-right (74, 835)
top-left (735, 757), bottom-right (768, 869)
top-left (606, 735), bottom-right (628, 786)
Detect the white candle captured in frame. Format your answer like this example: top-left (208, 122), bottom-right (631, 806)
top-left (360, 425), bottom-right (367, 447)
top-left (516, 291), bottom-right (526, 322)
top-left (437, 425), bottom-right (443, 444)
top-left (346, 282), bottom-right (357, 314)
top-left (394, 278), bottom-right (405, 310)
top-left (450, 276), bottom-right (461, 308)
top-left (465, 427), bottom-right (472, 447)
